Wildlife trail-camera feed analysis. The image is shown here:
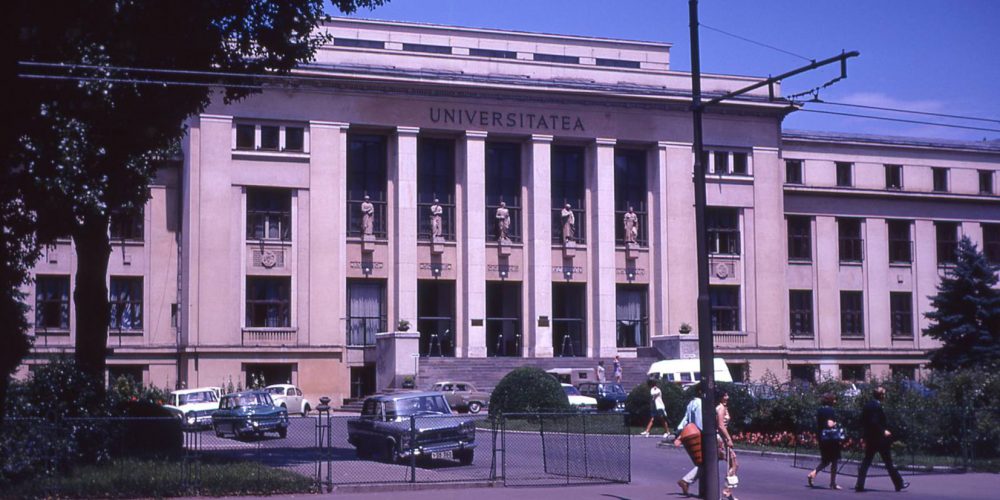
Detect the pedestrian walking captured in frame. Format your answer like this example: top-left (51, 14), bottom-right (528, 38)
top-left (808, 393), bottom-right (844, 490)
top-left (613, 355), bottom-right (623, 384)
top-left (596, 360), bottom-right (606, 382)
top-left (640, 379), bottom-right (670, 438)
top-left (855, 386), bottom-right (909, 492)
top-left (717, 390), bottom-right (739, 500)
top-left (673, 383), bottom-right (703, 497)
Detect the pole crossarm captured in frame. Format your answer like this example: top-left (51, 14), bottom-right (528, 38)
top-left (702, 50), bottom-right (860, 108)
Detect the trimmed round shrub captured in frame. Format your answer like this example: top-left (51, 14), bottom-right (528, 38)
top-left (625, 380), bottom-right (686, 427)
top-left (488, 367), bottom-right (572, 416)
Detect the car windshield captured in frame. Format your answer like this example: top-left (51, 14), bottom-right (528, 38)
top-left (236, 393), bottom-right (272, 407)
top-left (266, 387), bottom-right (285, 395)
top-left (385, 395), bottom-right (450, 418)
top-left (178, 391), bottom-right (217, 405)
top-left (601, 384), bottom-right (626, 394)
top-left (563, 386), bottom-right (581, 396)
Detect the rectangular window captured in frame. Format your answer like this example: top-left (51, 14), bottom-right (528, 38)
top-left (789, 290), bottom-right (814, 338)
top-left (887, 220), bottom-right (912, 264)
top-left (614, 149), bottom-right (648, 246)
top-left (785, 159), bottom-right (803, 184)
top-left (890, 291), bottom-right (913, 339)
top-left (234, 123), bottom-right (307, 152)
top-left (713, 151), bottom-right (730, 175)
top-left (417, 138), bottom-right (456, 241)
top-left (553, 283), bottom-right (586, 357)
top-left (732, 152), bottom-right (748, 175)
top-left (347, 279), bottom-right (386, 346)
top-left (245, 276), bottom-right (291, 328)
top-left (787, 216), bottom-right (812, 262)
top-left (34, 275), bottom-right (70, 330)
top-left (486, 281), bottom-right (522, 357)
top-left (260, 125), bottom-right (279, 150)
top-left (709, 286), bottom-right (740, 332)
top-left (840, 291), bottom-right (864, 339)
top-left (402, 43), bottom-right (451, 54)
top-left (936, 221), bottom-right (959, 266)
top-left (347, 134), bottom-right (388, 238)
top-left (236, 124), bottom-right (255, 150)
top-left (109, 277), bottom-right (143, 332)
top-left (707, 207), bottom-right (740, 255)
top-left (885, 164), bottom-right (902, 190)
top-left (334, 38), bottom-right (385, 49)
top-left (595, 58), bottom-right (641, 69)
top-left (616, 285), bottom-right (648, 348)
top-left (984, 224), bottom-right (1000, 265)
top-left (790, 365), bottom-right (817, 384)
top-left (533, 53), bottom-right (579, 64)
top-left (980, 170), bottom-right (994, 195)
top-left (486, 142), bottom-right (522, 242)
top-left (171, 303), bottom-right (178, 328)
top-left (841, 365), bottom-right (867, 382)
top-left (836, 162), bottom-right (853, 187)
top-left (551, 146), bottom-right (586, 244)
top-left (246, 188), bottom-right (292, 241)
top-left (890, 365), bottom-right (916, 380)
top-left (284, 127), bottom-right (304, 152)
top-left (932, 167), bottom-right (949, 192)
top-left (417, 280), bottom-right (455, 356)
top-left (838, 218), bottom-right (864, 263)
top-left (110, 208), bottom-right (144, 242)
top-left (469, 48), bottom-right (517, 59)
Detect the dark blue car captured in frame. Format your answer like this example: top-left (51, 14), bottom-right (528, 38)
top-left (212, 390), bottom-right (289, 439)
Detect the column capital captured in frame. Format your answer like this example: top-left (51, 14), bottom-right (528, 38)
top-left (530, 134), bottom-right (554, 144)
top-left (658, 140), bottom-right (690, 150)
top-left (595, 137), bottom-right (617, 147)
top-left (465, 130), bottom-right (489, 140)
top-left (396, 126), bottom-right (420, 136)
top-left (310, 120), bottom-right (350, 131)
top-left (199, 114), bottom-right (232, 124)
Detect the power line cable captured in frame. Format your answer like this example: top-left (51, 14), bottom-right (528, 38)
top-left (699, 22), bottom-right (813, 62)
top-left (797, 109), bottom-right (1000, 133)
top-left (809, 99), bottom-right (1000, 124)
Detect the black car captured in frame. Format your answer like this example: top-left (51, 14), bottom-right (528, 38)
top-left (347, 392), bottom-right (477, 465)
top-left (577, 382), bottom-right (628, 412)
top-left (211, 390), bottom-right (289, 439)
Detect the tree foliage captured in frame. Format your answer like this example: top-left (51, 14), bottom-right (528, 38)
top-left (6, 0), bottom-right (385, 389)
top-left (923, 237), bottom-right (1000, 371)
top-left (488, 367), bottom-right (572, 416)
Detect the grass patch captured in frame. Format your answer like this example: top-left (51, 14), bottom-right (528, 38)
top-left (5, 458), bottom-right (315, 498)
top-left (477, 413), bottom-right (630, 435)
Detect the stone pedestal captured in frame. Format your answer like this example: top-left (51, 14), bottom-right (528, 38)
top-left (431, 236), bottom-right (445, 255)
top-left (375, 331), bottom-right (420, 391)
top-left (651, 334), bottom-right (700, 360)
top-left (362, 235), bottom-right (376, 254)
top-left (625, 242), bottom-right (639, 260)
top-left (498, 240), bottom-right (512, 256)
top-left (563, 240), bottom-right (577, 258)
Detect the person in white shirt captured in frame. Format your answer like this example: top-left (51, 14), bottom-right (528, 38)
top-left (595, 360), bottom-right (606, 383)
top-left (673, 383), bottom-right (704, 496)
top-left (640, 379), bottom-right (670, 437)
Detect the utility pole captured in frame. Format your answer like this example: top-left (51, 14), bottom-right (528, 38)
top-left (687, 1), bottom-right (858, 498)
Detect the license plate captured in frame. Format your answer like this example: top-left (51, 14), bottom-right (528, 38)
top-left (431, 452), bottom-right (449, 460)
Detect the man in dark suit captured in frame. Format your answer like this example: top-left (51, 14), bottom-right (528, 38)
top-left (855, 386), bottom-right (909, 492)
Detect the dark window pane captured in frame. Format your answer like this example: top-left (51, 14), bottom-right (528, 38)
top-left (885, 164), bottom-right (902, 189)
top-left (890, 292), bottom-right (913, 338)
top-left (285, 127), bottom-right (304, 152)
top-left (732, 152), bottom-right (748, 175)
top-left (486, 281), bottom-right (522, 357)
top-left (933, 167), bottom-right (949, 192)
top-left (713, 152), bottom-right (729, 175)
top-left (260, 126), bottom-right (279, 150)
top-left (707, 208), bottom-right (740, 255)
top-left (979, 170), bottom-right (993, 195)
top-left (615, 149), bottom-right (648, 246)
top-left (709, 286), bottom-right (740, 332)
top-left (402, 43), bottom-right (451, 54)
top-left (469, 48), bottom-right (517, 59)
top-left (246, 188), bottom-right (292, 241)
top-left (418, 138), bottom-right (456, 241)
top-left (789, 290), bottom-right (813, 337)
top-left (334, 38), bottom-right (384, 49)
top-left (785, 160), bottom-right (803, 184)
top-left (109, 277), bottom-right (143, 331)
top-left (887, 220), bottom-right (912, 263)
top-left (417, 280), bottom-right (455, 356)
top-left (486, 142), bottom-right (522, 242)
top-left (553, 283), bottom-right (586, 356)
top-left (236, 124), bottom-right (255, 150)
top-left (616, 285), bottom-right (648, 348)
top-left (246, 277), bottom-right (291, 327)
top-left (551, 146), bottom-right (586, 244)
top-left (985, 224), bottom-right (1000, 264)
top-left (110, 208), bottom-right (144, 241)
top-left (836, 162), bottom-right (853, 187)
top-left (936, 222), bottom-right (959, 265)
top-left (787, 216), bottom-right (812, 261)
top-left (840, 291), bottom-right (864, 338)
top-left (533, 53), bottom-right (579, 64)
top-left (596, 58), bottom-right (640, 68)
top-left (35, 275), bottom-right (70, 330)
top-left (347, 134), bottom-right (388, 238)
top-left (838, 219), bottom-right (863, 262)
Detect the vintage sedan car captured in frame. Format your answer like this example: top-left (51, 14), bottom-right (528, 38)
top-left (211, 390), bottom-right (289, 439)
top-left (347, 392), bottom-right (477, 465)
top-left (430, 381), bottom-right (490, 414)
top-left (164, 387), bottom-right (220, 429)
top-left (265, 384), bottom-right (312, 416)
top-left (577, 382), bottom-right (627, 412)
top-left (561, 383), bottom-right (598, 412)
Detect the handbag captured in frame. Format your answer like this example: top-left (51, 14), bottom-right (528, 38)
top-left (820, 426), bottom-right (846, 442)
top-left (678, 423), bottom-right (703, 465)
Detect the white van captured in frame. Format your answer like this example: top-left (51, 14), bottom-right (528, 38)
top-left (546, 368), bottom-right (596, 387)
top-left (647, 358), bottom-right (733, 385)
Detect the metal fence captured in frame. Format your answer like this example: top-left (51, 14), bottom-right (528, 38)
top-left (0, 411), bottom-right (630, 496)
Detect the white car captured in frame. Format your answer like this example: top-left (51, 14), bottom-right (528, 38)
top-left (165, 387), bottom-right (220, 428)
top-left (561, 383), bottom-right (597, 411)
top-left (265, 384), bottom-right (312, 416)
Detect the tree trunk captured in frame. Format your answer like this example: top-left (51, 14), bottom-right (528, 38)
top-left (73, 214), bottom-right (112, 387)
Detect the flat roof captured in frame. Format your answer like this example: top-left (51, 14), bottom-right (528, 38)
top-left (783, 129), bottom-right (1000, 154)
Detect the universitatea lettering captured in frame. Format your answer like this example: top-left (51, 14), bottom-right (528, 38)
top-left (430, 107), bottom-right (585, 132)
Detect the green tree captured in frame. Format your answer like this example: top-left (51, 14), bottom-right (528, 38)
top-left (923, 236), bottom-right (1000, 371)
top-left (6, 0), bottom-right (386, 397)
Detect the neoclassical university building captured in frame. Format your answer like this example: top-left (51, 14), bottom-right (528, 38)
top-left (19, 18), bottom-right (1000, 403)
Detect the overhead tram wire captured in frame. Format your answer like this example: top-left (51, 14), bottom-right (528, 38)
top-left (699, 22), bottom-right (814, 62)
top-left (797, 109), bottom-right (1000, 134)
top-left (806, 99), bottom-right (1000, 124)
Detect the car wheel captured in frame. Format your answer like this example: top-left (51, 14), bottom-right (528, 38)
top-left (454, 449), bottom-right (474, 465)
top-left (277, 427), bottom-right (287, 438)
top-left (214, 423), bottom-right (224, 438)
top-left (467, 402), bottom-right (482, 414)
top-left (302, 403), bottom-right (310, 417)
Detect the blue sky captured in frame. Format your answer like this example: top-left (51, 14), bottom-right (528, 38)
top-left (342, 0), bottom-right (1000, 142)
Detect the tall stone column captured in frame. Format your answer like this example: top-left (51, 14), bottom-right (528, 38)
top-left (591, 138), bottom-right (618, 357)
top-left (649, 142), bottom-right (674, 340)
top-left (462, 131), bottom-right (488, 357)
top-left (393, 127), bottom-right (419, 328)
top-left (528, 135), bottom-right (553, 357)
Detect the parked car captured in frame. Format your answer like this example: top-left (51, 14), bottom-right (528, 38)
top-left (164, 387), bottom-right (220, 429)
top-left (212, 390), bottom-right (289, 439)
top-left (347, 392), bottom-right (477, 465)
top-left (577, 382), bottom-right (627, 412)
top-left (561, 383), bottom-right (598, 411)
top-left (430, 381), bottom-right (490, 414)
top-left (265, 384), bottom-right (312, 416)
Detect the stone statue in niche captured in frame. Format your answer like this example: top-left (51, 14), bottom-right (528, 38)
top-left (360, 195), bottom-right (374, 236)
top-left (496, 201), bottom-right (511, 242)
top-left (624, 206), bottom-right (638, 244)
top-left (430, 198), bottom-right (443, 239)
top-left (561, 203), bottom-right (575, 243)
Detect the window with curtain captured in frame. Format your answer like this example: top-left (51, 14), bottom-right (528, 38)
top-left (109, 277), bottom-right (143, 331)
top-left (347, 280), bottom-right (386, 346)
top-left (246, 188), bottom-right (292, 241)
top-left (35, 275), bottom-right (70, 330)
top-left (246, 276), bottom-right (291, 328)
top-left (616, 285), bottom-right (648, 348)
